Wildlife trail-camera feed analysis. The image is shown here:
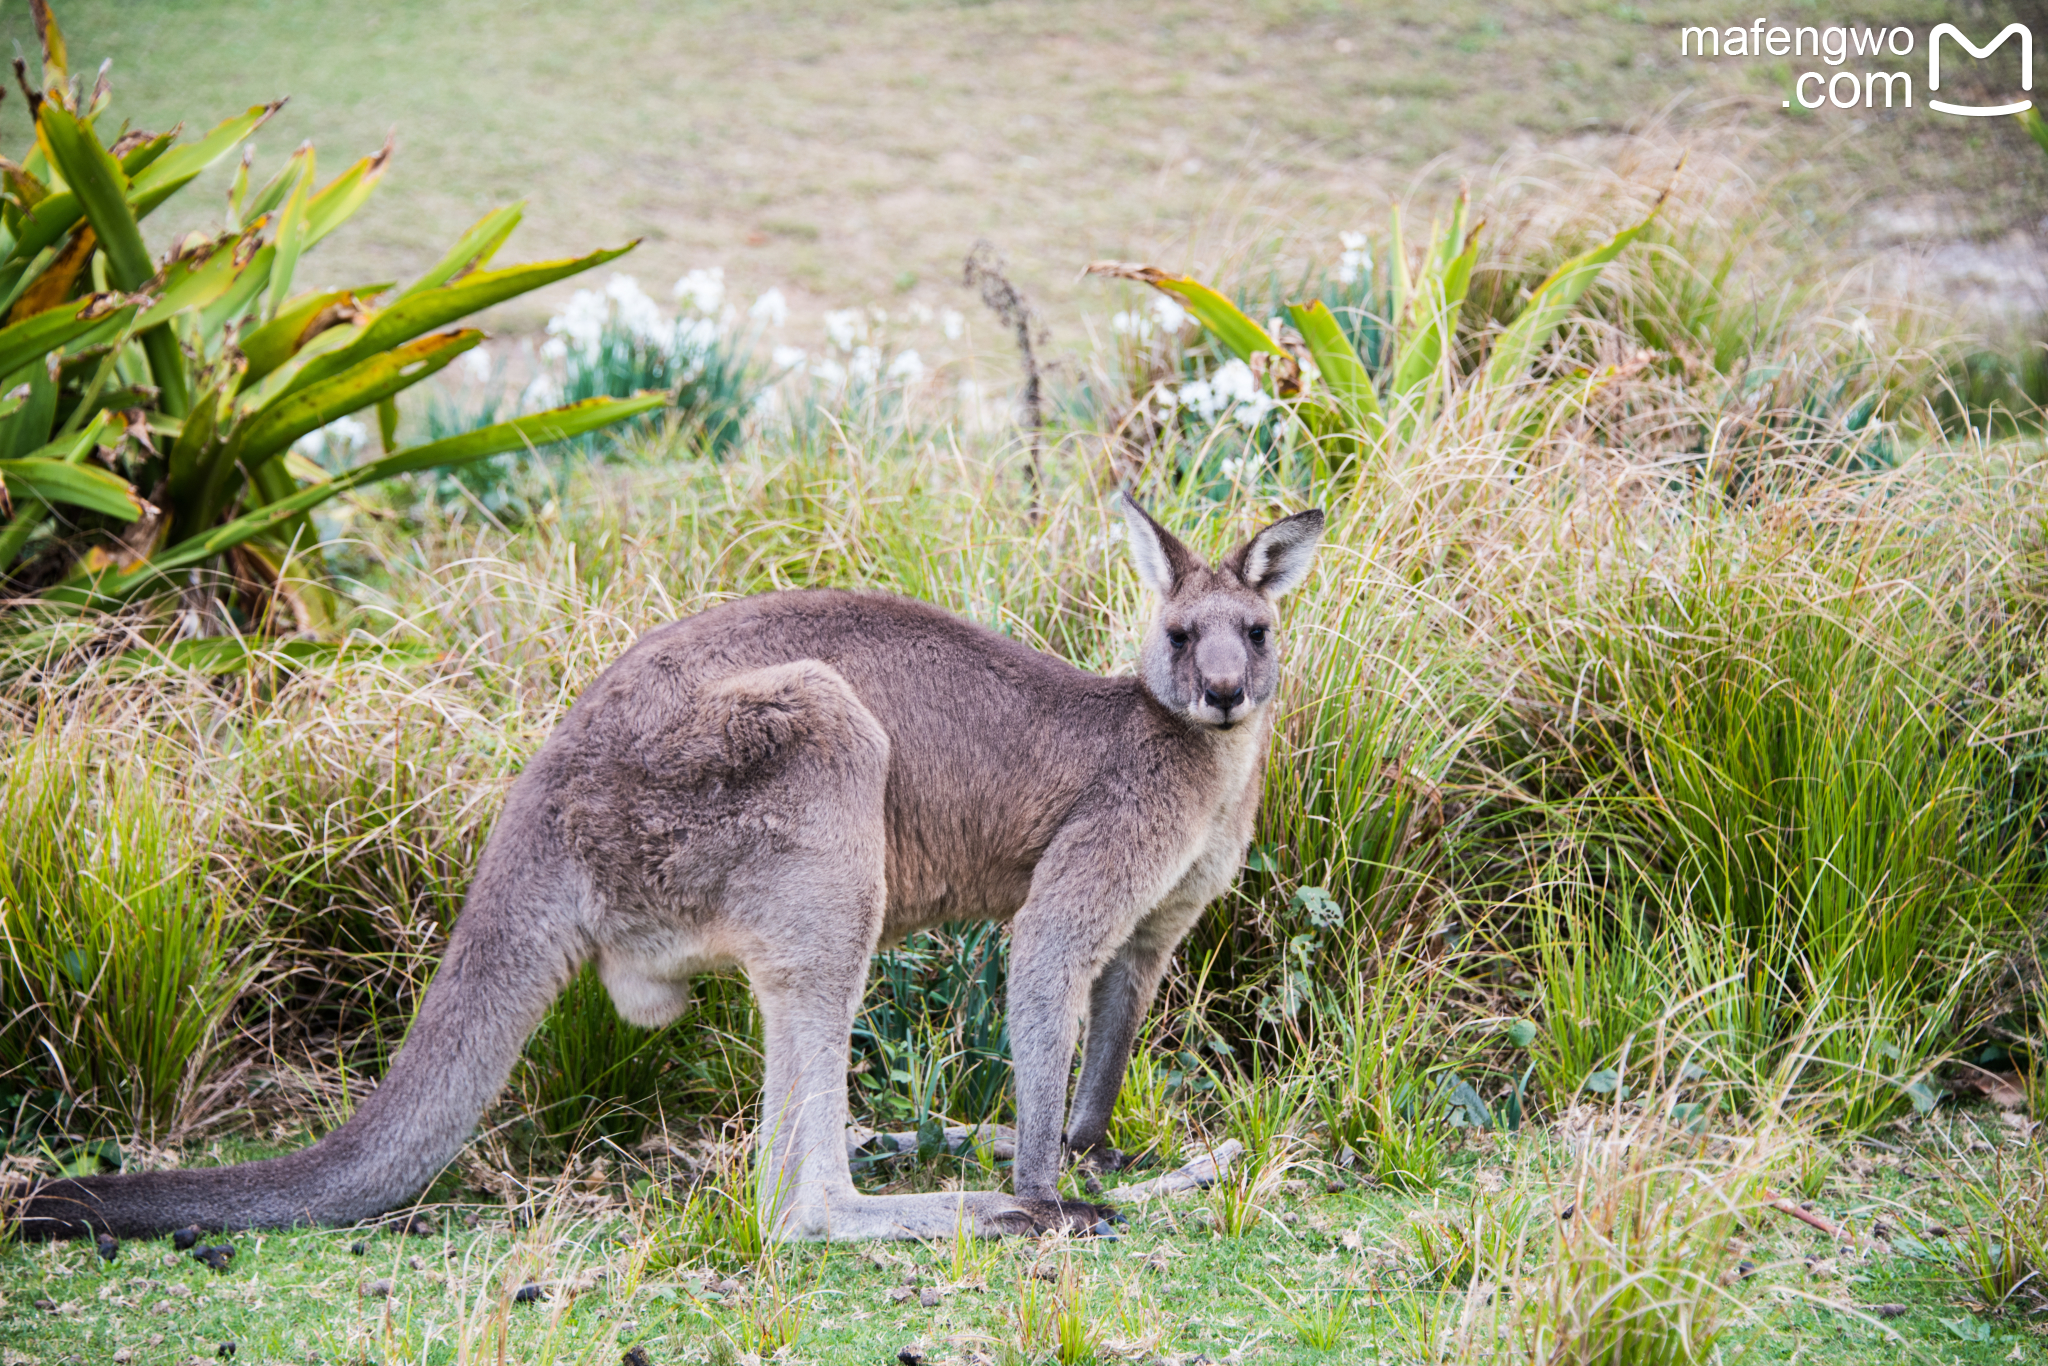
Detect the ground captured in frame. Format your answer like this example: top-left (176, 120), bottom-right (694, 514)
top-left (7, 1), bottom-right (2043, 339)
top-left (3, 1116), bottom-right (2045, 1365)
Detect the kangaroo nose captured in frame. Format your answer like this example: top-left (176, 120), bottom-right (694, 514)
top-left (1204, 683), bottom-right (1246, 712)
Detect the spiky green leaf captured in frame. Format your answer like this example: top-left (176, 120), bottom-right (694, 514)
top-left (0, 296), bottom-right (134, 381)
top-left (1, 455), bottom-right (141, 519)
top-left (402, 204), bottom-right (522, 297)
top-left (304, 138), bottom-right (392, 247)
top-left (134, 237), bottom-right (266, 329)
top-left (99, 392), bottom-right (665, 595)
top-left (126, 102), bottom-right (282, 211)
top-left (236, 288), bottom-right (363, 386)
top-left (1286, 300), bottom-right (1380, 433)
top-left (36, 106), bottom-right (152, 290)
top-left (263, 147), bottom-right (316, 321)
top-left (1484, 199), bottom-right (1663, 388)
top-left (230, 328), bottom-right (482, 469)
top-left (1085, 261), bottom-right (1283, 360)
top-left (1390, 233), bottom-right (1479, 399)
top-left (283, 244), bottom-right (636, 397)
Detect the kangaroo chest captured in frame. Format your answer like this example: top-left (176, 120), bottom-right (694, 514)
top-left (1162, 726), bottom-right (1267, 912)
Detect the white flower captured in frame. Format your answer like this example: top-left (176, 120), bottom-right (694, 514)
top-left (849, 345), bottom-right (881, 383)
top-left (771, 344), bottom-right (808, 372)
top-left (749, 288), bottom-right (789, 328)
top-left (1173, 361), bottom-right (1274, 426)
top-left (1211, 359), bottom-right (1258, 405)
top-left (940, 308), bottom-right (965, 341)
top-left (605, 274), bottom-right (666, 343)
top-left (810, 357), bottom-right (848, 388)
top-left (1220, 456), bottom-right (1251, 483)
top-left (1232, 390), bottom-right (1277, 427)
top-left (1338, 230), bottom-right (1371, 285)
top-left (539, 336), bottom-right (568, 362)
top-left (523, 374), bottom-right (563, 410)
top-left (546, 287), bottom-right (609, 353)
top-left (886, 349), bottom-right (925, 383)
top-left (1111, 309), bottom-right (1153, 340)
top-left (673, 267), bottom-right (726, 315)
top-left (459, 348), bottom-right (492, 384)
top-left (675, 316), bottom-right (720, 356)
top-left (1152, 296), bottom-right (1189, 332)
top-left (823, 308), bottom-right (866, 353)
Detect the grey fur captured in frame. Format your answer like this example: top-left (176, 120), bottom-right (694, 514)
top-left (12, 496), bottom-right (1323, 1242)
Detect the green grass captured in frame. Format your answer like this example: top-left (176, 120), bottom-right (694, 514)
top-left (4, 1115), bottom-right (2045, 1364)
top-left (0, 726), bottom-right (265, 1137)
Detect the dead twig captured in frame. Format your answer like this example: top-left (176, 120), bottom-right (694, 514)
top-left (962, 240), bottom-right (1048, 516)
top-left (1763, 1188), bottom-right (1858, 1246)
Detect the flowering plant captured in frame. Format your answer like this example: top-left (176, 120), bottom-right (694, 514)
top-left (0, 1), bottom-right (663, 640)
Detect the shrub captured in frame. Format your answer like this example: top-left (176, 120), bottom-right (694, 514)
top-left (0, 1), bottom-right (662, 635)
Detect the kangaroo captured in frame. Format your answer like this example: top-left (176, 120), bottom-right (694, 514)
top-left (13, 493), bottom-right (1323, 1241)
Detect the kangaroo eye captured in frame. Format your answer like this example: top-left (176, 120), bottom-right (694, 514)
top-left (1248, 626), bottom-right (1268, 647)
top-left (1167, 629), bottom-right (1190, 651)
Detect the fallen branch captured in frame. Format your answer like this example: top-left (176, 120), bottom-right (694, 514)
top-left (1763, 1188), bottom-right (1858, 1246)
top-left (1106, 1140), bottom-right (1245, 1203)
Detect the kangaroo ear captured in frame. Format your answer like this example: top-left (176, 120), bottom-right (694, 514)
top-left (1118, 492), bottom-right (1197, 596)
top-left (1235, 508), bottom-right (1325, 599)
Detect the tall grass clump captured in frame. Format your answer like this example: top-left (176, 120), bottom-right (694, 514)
top-left (1543, 547), bottom-right (2039, 1126)
top-left (0, 721), bottom-right (264, 1138)
top-left (1502, 1116), bottom-right (1768, 1365)
top-left (1948, 1139), bottom-right (2048, 1317)
top-left (520, 965), bottom-right (679, 1145)
top-left (1311, 940), bottom-right (1463, 1190)
top-left (231, 695), bottom-right (502, 1054)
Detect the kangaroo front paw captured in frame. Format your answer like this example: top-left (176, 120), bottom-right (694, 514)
top-left (1009, 1198), bottom-right (1124, 1235)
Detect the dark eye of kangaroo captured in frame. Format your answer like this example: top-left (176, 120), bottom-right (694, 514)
top-left (1167, 629), bottom-right (1190, 651)
top-left (1247, 626), bottom-right (1268, 647)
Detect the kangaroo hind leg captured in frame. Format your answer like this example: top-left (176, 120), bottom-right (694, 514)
top-left (718, 662), bottom-right (1031, 1240)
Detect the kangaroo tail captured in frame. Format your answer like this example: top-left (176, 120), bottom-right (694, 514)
top-left (10, 828), bottom-right (588, 1239)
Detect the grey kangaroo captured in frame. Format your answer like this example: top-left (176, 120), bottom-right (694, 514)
top-left (14, 493), bottom-right (1323, 1241)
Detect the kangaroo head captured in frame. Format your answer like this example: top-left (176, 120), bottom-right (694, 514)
top-left (1118, 492), bottom-right (1325, 730)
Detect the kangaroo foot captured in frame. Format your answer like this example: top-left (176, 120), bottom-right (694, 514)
top-left (1007, 1197), bottom-right (1124, 1235)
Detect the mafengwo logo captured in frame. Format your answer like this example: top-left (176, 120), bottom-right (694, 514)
top-left (1678, 19), bottom-right (2031, 116)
